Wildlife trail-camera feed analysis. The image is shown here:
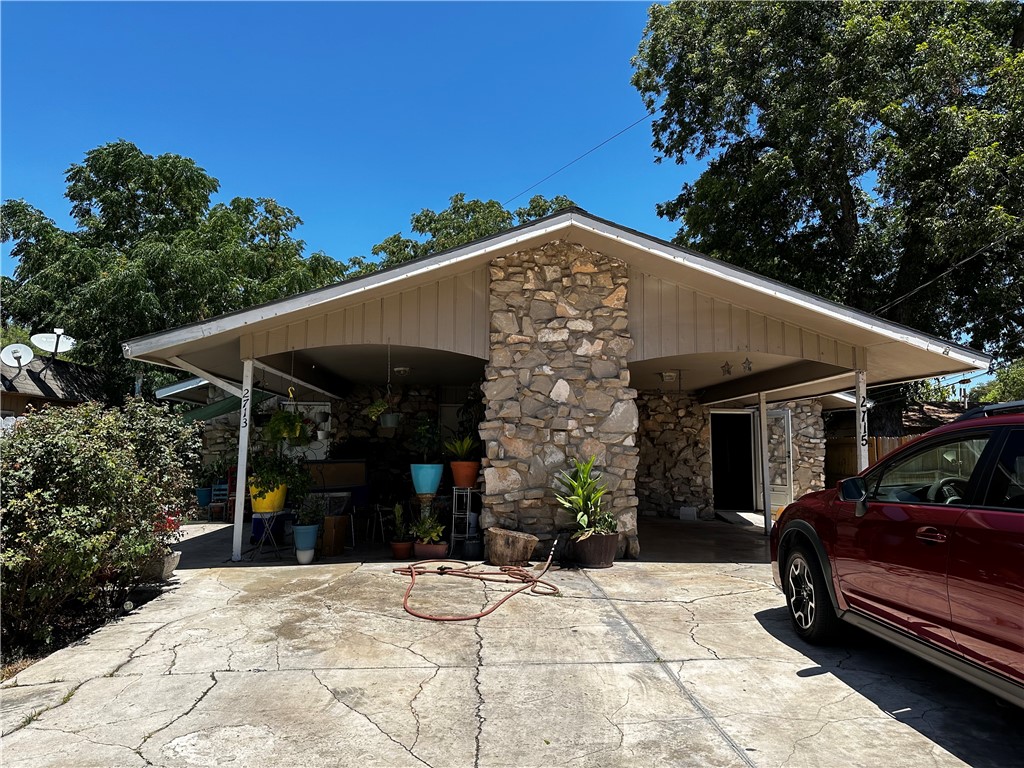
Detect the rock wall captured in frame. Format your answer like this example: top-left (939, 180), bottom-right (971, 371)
top-left (636, 392), bottom-right (714, 519)
top-left (786, 399), bottom-right (826, 500)
top-left (479, 241), bottom-right (641, 558)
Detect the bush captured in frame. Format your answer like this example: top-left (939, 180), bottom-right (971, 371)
top-left (1, 399), bottom-right (201, 661)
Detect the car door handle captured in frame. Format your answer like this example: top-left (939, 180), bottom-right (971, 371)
top-left (915, 526), bottom-right (947, 544)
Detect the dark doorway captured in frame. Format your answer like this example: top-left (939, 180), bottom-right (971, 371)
top-left (711, 412), bottom-right (755, 511)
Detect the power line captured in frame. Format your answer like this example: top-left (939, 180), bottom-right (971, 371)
top-left (875, 233), bottom-right (1012, 314)
top-left (502, 110), bottom-right (656, 207)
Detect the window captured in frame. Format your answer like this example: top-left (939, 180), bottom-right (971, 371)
top-left (867, 435), bottom-right (990, 504)
top-left (983, 430), bottom-right (1024, 510)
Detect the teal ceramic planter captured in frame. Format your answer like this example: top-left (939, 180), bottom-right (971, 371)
top-left (410, 464), bottom-right (443, 495)
top-left (195, 487), bottom-right (213, 506)
top-left (292, 523), bottom-right (320, 551)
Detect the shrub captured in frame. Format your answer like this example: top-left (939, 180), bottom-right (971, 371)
top-left (0, 399), bottom-right (201, 660)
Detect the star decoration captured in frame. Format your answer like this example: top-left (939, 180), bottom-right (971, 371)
top-left (721, 361), bottom-right (732, 376)
top-left (742, 357), bottom-right (753, 373)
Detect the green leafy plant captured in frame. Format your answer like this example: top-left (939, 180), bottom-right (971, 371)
top-left (364, 399), bottom-right (389, 421)
top-left (409, 413), bottom-right (440, 462)
top-left (0, 399), bottom-right (201, 661)
top-left (390, 503), bottom-right (412, 542)
top-left (443, 435), bottom-right (479, 460)
top-left (247, 450), bottom-right (311, 501)
top-left (295, 495), bottom-right (327, 527)
top-left (263, 409), bottom-right (305, 443)
top-left (554, 455), bottom-right (614, 541)
top-left (410, 511), bottom-right (445, 544)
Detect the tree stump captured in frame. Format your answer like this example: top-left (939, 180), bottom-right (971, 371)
top-left (485, 527), bottom-right (538, 566)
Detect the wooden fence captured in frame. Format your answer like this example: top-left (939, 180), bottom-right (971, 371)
top-left (825, 436), bottom-right (916, 487)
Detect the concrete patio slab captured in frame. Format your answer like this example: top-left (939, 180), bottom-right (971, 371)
top-left (2, 519), bottom-right (1020, 768)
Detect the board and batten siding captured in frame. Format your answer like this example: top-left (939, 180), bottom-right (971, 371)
top-left (627, 269), bottom-right (859, 367)
top-left (244, 268), bottom-right (490, 359)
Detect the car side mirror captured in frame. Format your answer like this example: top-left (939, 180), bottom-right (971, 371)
top-left (840, 477), bottom-right (870, 517)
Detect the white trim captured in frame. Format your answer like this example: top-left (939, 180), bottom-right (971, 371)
top-left (758, 393), bottom-right (772, 534)
top-left (154, 377), bottom-right (207, 400)
top-left (168, 357), bottom-right (243, 398)
top-left (232, 360), bottom-right (254, 562)
top-left (855, 370), bottom-right (870, 472)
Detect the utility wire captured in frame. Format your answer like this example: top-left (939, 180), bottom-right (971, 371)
top-left (503, 110), bottom-right (656, 207)
top-left (872, 236), bottom-right (1007, 317)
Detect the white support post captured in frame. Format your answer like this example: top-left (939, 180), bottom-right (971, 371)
top-left (855, 369), bottom-right (869, 472)
top-left (232, 359), bottom-right (255, 561)
top-left (758, 392), bottom-right (772, 534)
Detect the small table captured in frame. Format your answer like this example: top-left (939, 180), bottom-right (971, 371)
top-left (248, 509), bottom-right (288, 560)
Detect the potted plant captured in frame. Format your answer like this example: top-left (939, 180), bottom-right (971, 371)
top-left (143, 509), bottom-right (185, 581)
top-left (293, 495), bottom-right (326, 564)
top-left (411, 509), bottom-right (448, 560)
top-left (264, 408), bottom-right (306, 442)
top-left (389, 502), bottom-right (414, 559)
top-left (444, 435), bottom-right (480, 489)
top-left (554, 455), bottom-right (617, 568)
top-left (366, 397), bottom-right (401, 428)
top-left (409, 413), bottom-right (443, 495)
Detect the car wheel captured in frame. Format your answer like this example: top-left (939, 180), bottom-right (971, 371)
top-left (784, 546), bottom-right (840, 643)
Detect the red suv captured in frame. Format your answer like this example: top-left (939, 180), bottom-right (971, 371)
top-left (771, 402), bottom-right (1024, 707)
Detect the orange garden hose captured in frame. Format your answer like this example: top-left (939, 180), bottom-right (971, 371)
top-left (392, 542), bottom-right (560, 621)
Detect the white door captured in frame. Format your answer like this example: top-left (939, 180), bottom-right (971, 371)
top-left (767, 409), bottom-right (793, 514)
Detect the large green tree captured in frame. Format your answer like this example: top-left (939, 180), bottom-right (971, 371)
top-left (363, 192), bottom-right (576, 272)
top-left (2, 141), bottom-right (347, 397)
top-left (633, 0), bottom-right (1023, 362)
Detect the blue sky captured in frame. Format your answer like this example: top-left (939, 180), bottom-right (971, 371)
top-left (1, 1), bottom-right (691, 276)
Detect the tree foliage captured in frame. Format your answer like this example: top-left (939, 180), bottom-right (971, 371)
top-left (362, 192), bottom-right (576, 273)
top-left (633, 0), bottom-right (1024, 360)
top-left (2, 141), bottom-right (348, 398)
top-left (972, 359), bottom-right (1024, 402)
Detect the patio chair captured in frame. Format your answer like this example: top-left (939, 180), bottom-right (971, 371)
top-left (208, 482), bottom-right (230, 521)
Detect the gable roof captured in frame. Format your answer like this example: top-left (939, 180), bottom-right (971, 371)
top-left (121, 208), bottom-right (990, 401)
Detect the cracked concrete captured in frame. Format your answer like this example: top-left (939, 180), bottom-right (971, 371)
top-left (1, 519), bottom-right (1020, 767)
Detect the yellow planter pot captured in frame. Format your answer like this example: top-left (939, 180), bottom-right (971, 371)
top-left (249, 483), bottom-right (287, 513)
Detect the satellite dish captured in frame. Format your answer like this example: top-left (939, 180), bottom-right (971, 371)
top-left (31, 330), bottom-right (76, 354)
top-left (1, 343), bottom-right (35, 374)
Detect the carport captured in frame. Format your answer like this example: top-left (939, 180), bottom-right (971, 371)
top-left (122, 208), bottom-right (990, 560)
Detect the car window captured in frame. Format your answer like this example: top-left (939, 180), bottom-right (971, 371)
top-left (867, 435), bottom-right (990, 504)
top-left (982, 429), bottom-right (1024, 510)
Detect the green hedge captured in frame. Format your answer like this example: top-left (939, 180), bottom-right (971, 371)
top-left (1, 399), bottom-right (201, 660)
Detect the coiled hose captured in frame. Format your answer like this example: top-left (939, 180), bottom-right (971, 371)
top-left (392, 541), bottom-right (560, 621)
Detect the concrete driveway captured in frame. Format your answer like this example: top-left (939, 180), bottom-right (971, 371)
top-left (2, 519), bottom-right (1020, 767)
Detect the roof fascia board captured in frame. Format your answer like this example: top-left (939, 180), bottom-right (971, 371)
top-left (122, 214), bottom-right (576, 360)
top-left (570, 215), bottom-right (990, 370)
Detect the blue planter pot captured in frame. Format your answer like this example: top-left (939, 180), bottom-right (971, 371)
top-left (410, 464), bottom-right (443, 495)
top-left (195, 487), bottom-right (213, 506)
top-left (292, 523), bottom-right (320, 551)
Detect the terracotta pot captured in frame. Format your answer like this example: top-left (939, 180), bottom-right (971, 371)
top-left (413, 541), bottom-right (449, 560)
top-left (571, 532), bottom-right (617, 568)
top-left (450, 461), bottom-right (480, 489)
top-left (390, 540), bottom-right (414, 559)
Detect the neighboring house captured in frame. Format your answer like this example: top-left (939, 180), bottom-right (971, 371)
top-left (121, 208), bottom-right (990, 560)
top-left (0, 356), bottom-right (106, 417)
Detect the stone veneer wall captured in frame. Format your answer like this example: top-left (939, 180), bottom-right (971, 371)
top-left (479, 241), bottom-right (641, 558)
top-left (635, 392), bottom-right (714, 519)
top-left (786, 399), bottom-right (826, 500)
